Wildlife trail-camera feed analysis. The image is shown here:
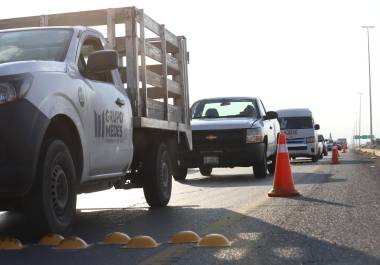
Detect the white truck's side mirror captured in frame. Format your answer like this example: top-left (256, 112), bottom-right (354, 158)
top-left (87, 50), bottom-right (118, 73)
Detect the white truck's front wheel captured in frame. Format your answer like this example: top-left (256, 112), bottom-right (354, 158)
top-left (27, 139), bottom-right (77, 235)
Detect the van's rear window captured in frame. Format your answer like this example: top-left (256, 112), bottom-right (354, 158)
top-left (279, 117), bottom-right (313, 129)
top-left (0, 29), bottom-right (73, 64)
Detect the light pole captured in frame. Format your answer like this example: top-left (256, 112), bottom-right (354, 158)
top-left (362, 26), bottom-right (374, 145)
top-left (358, 92), bottom-right (362, 147)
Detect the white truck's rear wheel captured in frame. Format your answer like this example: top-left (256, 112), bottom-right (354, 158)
top-left (143, 143), bottom-right (172, 207)
top-left (27, 139), bottom-right (77, 234)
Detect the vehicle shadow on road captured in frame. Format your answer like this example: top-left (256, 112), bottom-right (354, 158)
top-left (180, 174), bottom-right (271, 188)
top-left (0, 206), bottom-right (379, 265)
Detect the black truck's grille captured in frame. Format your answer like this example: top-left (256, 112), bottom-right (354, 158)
top-left (192, 129), bottom-right (246, 150)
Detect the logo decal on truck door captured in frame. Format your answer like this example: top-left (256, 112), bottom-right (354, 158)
top-left (94, 111), bottom-right (123, 138)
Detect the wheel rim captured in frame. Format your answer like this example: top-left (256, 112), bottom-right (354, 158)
top-left (160, 158), bottom-right (170, 196)
top-left (50, 165), bottom-right (69, 220)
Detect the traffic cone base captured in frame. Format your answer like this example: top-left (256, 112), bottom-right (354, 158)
top-left (268, 187), bottom-right (300, 197)
top-left (268, 133), bottom-right (300, 197)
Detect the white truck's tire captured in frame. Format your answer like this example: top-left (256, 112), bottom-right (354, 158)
top-left (143, 143), bottom-right (172, 207)
top-left (26, 139), bottom-right (77, 235)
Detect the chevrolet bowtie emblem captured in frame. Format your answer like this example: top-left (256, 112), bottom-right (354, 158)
top-left (205, 135), bottom-right (217, 140)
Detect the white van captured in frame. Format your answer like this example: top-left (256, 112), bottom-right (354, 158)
top-left (277, 108), bottom-right (320, 162)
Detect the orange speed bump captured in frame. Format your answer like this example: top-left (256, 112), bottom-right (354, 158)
top-left (197, 234), bottom-right (231, 247)
top-left (56, 236), bottom-right (89, 250)
top-left (0, 237), bottom-right (23, 250)
top-left (125, 235), bottom-right (158, 249)
top-left (268, 133), bottom-right (300, 197)
top-left (102, 232), bottom-right (131, 245)
top-left (169, 231), bottom-right (201, 244)
top-left (38, 234), bottom-right (64, 246)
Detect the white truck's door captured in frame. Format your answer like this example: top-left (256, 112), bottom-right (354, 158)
top-left (77, 34), bottom-right (131, 176)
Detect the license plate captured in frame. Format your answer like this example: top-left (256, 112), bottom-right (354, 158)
top-left (203, 156), bottom-right (219, 165)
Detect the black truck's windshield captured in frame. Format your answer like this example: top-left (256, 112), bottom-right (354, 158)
top-left (192, 98), bottom-right (259, 119)
top-left (0, 29), bottom-right (73, 64)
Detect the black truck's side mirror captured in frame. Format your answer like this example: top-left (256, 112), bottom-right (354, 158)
top-left (264, 111), bottom-right (278, 120)
top-left (314, 124), bottom-right (320, 130)
top-left (87, 50), bottom-right (118, 73)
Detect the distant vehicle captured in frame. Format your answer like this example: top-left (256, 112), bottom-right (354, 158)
top-left (337, 138), bottom-right (348, 149)
top-left (181, 97), bottom-right (280, 179)
top-left (335, 142), bottom-right (343, 151)
top-left (277, 108), bottom-right (320, 162)
top-left (325, 139), bottom-right (334, 151)
top-left (318, 134), bottom-right (328, 156)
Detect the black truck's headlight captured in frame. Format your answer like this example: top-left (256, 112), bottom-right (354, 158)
top-left (0, 74), bottom-right (33, 105)
top-left (246, 128), bottom-right (263, 143)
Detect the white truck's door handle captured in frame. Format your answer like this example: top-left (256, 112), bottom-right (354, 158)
top-left (115, 97), bottom-right (125, 107)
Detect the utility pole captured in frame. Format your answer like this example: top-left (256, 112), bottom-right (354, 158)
top-left (362, 26), bottom-right (375, 145)
top-left (358, 92), bottom-right (362, 147)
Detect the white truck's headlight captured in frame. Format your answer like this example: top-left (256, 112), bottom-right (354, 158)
top-left (0, 74), bottom-right (33, 105)
top-left (0, 83), bottom-right (17, 104)
top-left (246, 128), bottom-right (263, 143)
top-left (306, 136), bottom-right (315, 143)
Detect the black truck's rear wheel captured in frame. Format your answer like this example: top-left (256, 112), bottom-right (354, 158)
top-left (143, 143), bottom-right (172, 207)
top-left (27, 139), bottom-right (77, 234)
top-left (173, 166), bottom-right (188, 181)
top-left (268, 153), bottom-right (276, 174)
top-left (199, 166), bottom-right (212, 176)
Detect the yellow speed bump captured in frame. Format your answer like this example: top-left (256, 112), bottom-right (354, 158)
top-left (0, 237), bottom-right (23, 250)
top-left (38, 234), bottom-right (64, 246)
top-left (102, 232), bottom-right (131, 245)
top-left (169, 231), bottom-right (201, 244)
top-left (125, 235), bottom-right (158, 249)
top-left (56, 236), bottom-right (89, 250)
top-left (197, 234), bottom-right (231, 247)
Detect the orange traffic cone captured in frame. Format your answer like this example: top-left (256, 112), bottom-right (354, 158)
top-left (331, 144), bottom-right (339, 164)
top-left (268, 133), bottom-right (300, 197)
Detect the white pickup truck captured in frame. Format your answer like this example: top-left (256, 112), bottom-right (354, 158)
top-left (0, 7), bottom-right (191, 234)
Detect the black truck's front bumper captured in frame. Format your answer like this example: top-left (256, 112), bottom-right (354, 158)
top-left (0, 99), bottom-right (49, 198)
top-left (183, 142), bottom-right (265, 168)
top-left (182, 129), bottom-right (265, 168)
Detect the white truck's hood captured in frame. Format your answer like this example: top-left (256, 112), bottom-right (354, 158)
top-left (192, 118), bottom-right (259, 130)
top-left (0, 61), bottom-right (66, 76)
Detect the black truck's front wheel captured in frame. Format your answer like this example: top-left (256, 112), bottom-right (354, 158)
top-left (27, 139), bottom-right (77, 234)
top-left (143, 143), bottom-right (172, 207)
top-left (253, 145), bottom-right (268, 178)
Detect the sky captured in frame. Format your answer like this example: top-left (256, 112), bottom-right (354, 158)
top-left (0, 0), bottom-right (379, 142)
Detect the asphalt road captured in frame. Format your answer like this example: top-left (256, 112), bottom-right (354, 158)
top-left (0, 150), bottom-right (379, 265)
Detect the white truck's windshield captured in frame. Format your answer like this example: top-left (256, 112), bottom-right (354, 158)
top-left (279, 117), bottom-right (313, 129)
top-left (0, 29), bottom-right (73, 64)
top-left (192, 99), bottom-right (259, 119)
